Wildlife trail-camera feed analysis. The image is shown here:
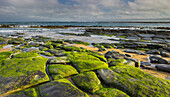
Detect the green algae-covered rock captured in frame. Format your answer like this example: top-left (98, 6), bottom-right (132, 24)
top-left (7, 88), bottom-right (37, 97)
top-left (36, 79), bottom-right (89, 97)
top-left (0, 52), bottom-right (49, 96)
top-left (108, 58), bottom-right (135, 67)
top-left (8, 38), bottom-right (24, 45)
top-left (87, 51), bottom-right (107, 62)
top-left (96, 88), bottom-right (129, 97)
top-left (69, 52), bottom-right (108, 72)
top-left (48, 64), bottom-right (78, 80)
top-left (97, 66), bottom-right (170, 97)
top-left (0, 51), bottom-right (12, 63)
top-left (72, 71), bottom-right (101, 93)
top-left (49, 56), bottom-right (70, 64)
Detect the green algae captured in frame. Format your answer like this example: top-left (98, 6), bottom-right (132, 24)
top-left (72, 71), bottom-right (101, 93)
top-left (0, 52), bottom-right (49, 96)
top-left (36, 79), bottom-right (89, 97)
top-left (97, 66), bottom-right (170, 97)
top-left (95, 88), bottom-right (130, 97)
top-left (48, 64), bottom-right (78, 80)
top-left (12, 52), bottom-right (39, 58)
top-left (69, 52), bottom-right (108, 72)
top-left (7, 88), bottom-right (37, 97)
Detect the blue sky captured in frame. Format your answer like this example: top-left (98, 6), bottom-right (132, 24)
top-left (0, 0), bottom-right (170, 22)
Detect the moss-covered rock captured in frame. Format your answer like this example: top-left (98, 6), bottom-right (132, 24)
top-left (48, 64), bottom-right (78, 80)
top-left (0, 38), bottom-right (7, 45)
top-left (72, 71), bottom-right (101, 93)
top-left (69, 52), bottom-right (108, 72)
top-left (108, 58), bottom-right (135, 67)
top-left (0, 51), bottom-right (12, 63)
top-left (39, 51), bottom-right (54, 57)
top-left (63, 46), bottom-right (82, 51)
top-left (0, 52), bottom-right (49, 96)
top-left (7, 88), bottom-right (37, 97)
top-left (36, 79), bottom-right (89, 97)
top-left (43, 42), bottom-right (53, 49)
top-left (87, 51), bottom-right (107, 62)
top-left (8, 38), bottom-right (24, 45)
top-left (49, 56), bottom-right (70, 64)
top-left (97, 66), bottom-right (170, 97)
top-left (95, 88), bottom-right (129, 97)
top-left (39, 46), bottom-right (49, 51)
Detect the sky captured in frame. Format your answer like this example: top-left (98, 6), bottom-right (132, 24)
top-left (0, 0), bottom-right (170, 22)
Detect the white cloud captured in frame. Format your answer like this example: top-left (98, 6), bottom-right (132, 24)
top-left (0, 0), bottom-right (169, 21)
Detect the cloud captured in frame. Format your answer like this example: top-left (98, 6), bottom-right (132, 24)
top-left (0, 0), bottom-right (169, 21)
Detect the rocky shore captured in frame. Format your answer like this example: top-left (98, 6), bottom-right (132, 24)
top-left (0, 26), bottom-right (170, 97)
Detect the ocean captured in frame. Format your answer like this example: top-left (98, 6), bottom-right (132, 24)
top-left (1, 22), bottom-right (170, 27)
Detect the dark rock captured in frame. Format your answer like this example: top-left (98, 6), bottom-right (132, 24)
top-left (36, 79), bottom-right (88, 97)
top-left (105, 50), bottom-right (125, 59)
top-left (140, 61), bottom-right (152, 67)
top-left (146, 49), bottom-right (160, 54)
top-left (124, 49), bottom-right (146, 55)
top-left (22, 47), bottom-right (39, 53)
top-left (156, 64), bottom-right (170, 72)
top-left (149, 55), bottom-right (168, 64)
top-left (161, 52), bottom-right (170, 57)
top-left (124, 57), bottom-right (140, 67)
top-left (138, 34), bottom-right (155, 38)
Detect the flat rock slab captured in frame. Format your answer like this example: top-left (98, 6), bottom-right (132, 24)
top-left (69, 52), bottom-right (108, 72)
top-left (156, 64), bottom-right (170, 72)
top-left (97, 66), bottom-right (170, 97)
top-left (49, 56), bottom-right (70, 64)
top-left (72, 71), bottom-right (101, 93)
top-left (96, 88), bottom-right (129, 97)
top-left (48, 64), bottom-right (78, 80)
top-left (37, 79), bottom-right (88, 97)
top-left (0, 52), bottom-right (49, 96)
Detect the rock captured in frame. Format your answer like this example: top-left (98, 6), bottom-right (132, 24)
top-left (6, 88), bottom-right (37, 97)
top-left (146, 49), bottom-right (160, 54)
top-left (164, 39), bottom-right (170, 43)
top-left (97, 66), bottom-right (170, 97)
top-left (22, 47), bottom-right (39, 53)
top-left (49, 56), bottom-right (70, 64)
top-left (0, 52), bottom-right (49, 96)
top-left (124, 49), bottom-right (146, 55)
top-left (36, 79), bottom-right (88, 97)
top-left (149, 55), bottom-right (168, 64)
top-left (156, 64), bottom-right (170, 72)
top-left (161, 52), bottom-right (170, 57)
top-left (69, 52), bottom-right (108, 72)
top-left (95, 88), bottom-right (129, 97)
top-left (48, 64), bottom-right (78, 80)
top-left (72, 71), bottom-right (101, 93)
top-left (124, 57), bottom-right (140, 67)
top-left (105, 50), bottom-right (125, 59)
top-left (108, 58), bottom-right (127, 67)
top-left (28, 42), bottom-right (44, 47)
top-left (39, 51), bottom-right (54, 57)
top-left (125, 54), bottom-right (131, 57)
top-left (8, 38), bottom-right (24, 44)
top-left (138, 34), bottom-right (155, 38)
top-left (126, 36), bottom-right (140, 41)
top-left (0, 38), bottom-right (7, 45)
top-left (39, 46), bottom-right (49, 51)
top-left (142, 38), bottom-right (152, 41)
top-left (98, 47), bottom-right (107, 51)
top-left (140, 61), bottom-right (152, 67)
top-left (47, 49), bottom-right (65, 56)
